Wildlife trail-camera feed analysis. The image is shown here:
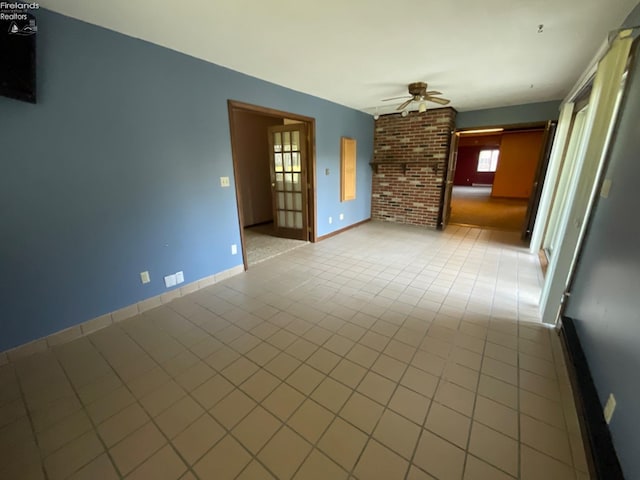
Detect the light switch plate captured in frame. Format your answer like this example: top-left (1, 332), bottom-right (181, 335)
top-left (604, 393), bottom-right (616, 424)
top-left (140, 271), bottom-right (150, 284)
top-left (231, 244), bottom-right (238, 255)
top-left (164, 274), bottom-right (177, 288)
top-left (220, 176), bottom-right (230, 187)
top-left (175, 271), bottom-right (184, 284)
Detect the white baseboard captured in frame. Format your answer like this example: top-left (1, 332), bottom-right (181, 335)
top-left (0, 264), bottom-right (245, 365)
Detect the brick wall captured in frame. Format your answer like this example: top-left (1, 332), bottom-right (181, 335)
top-left (371, 107), bottom-right (456, 228)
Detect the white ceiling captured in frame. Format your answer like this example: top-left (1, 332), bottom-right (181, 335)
top-left (40, 0), bottom-right (638, 114)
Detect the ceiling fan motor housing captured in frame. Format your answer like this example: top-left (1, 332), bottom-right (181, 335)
top-left (408, 82), bottom-right (427, 96)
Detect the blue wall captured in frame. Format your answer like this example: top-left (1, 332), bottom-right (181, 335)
top-left (456, 100), bottom-right (561, 129)
top-left (564, 38), bottom-right (640, 478)
top-left (0, 10), bottom-right (373, 351)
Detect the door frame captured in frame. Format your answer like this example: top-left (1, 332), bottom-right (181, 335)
top-left (439, 121), bottom-right (548, 231)
top-left (227, 100), bottom-right (317, 270)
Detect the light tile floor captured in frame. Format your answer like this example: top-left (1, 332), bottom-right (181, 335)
top-left (0, 222), bottom-right (589, 480)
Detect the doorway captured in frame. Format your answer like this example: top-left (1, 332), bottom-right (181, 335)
top-left (441, 124), bottom-right (554, 237)
top-left (227, 101), bottom-right (317, 269)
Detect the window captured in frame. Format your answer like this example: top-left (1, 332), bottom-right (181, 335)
top-left (477, 149), bottom-right (500, 172)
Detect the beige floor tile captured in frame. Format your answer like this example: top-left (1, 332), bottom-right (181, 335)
top-left (205, 346), bottom-right (240, 371)
top-left (520, 445), bottom-right (576, 480)
top-left (406, 465), bottom-right (437, 480)
top-left (520, 414), bottom-right (573, 465)
top-left (337, 323), bottom-right (367, 342)
top-left (155, 396), bottom-right (204, 439)
top-left (388, 385), bottom-right (431, 425)
top-left (324, 335), bottom-right (355, 356)
top-left (236, 460), bottom-right (276, 479)
top-left (139, 381), bottom-right (186, 417)
top-left (425, 402), bottom-right (471, 449)
top-left (477, 374), bottom-right (518, 410)
top-left (484, 342), bottom-right (517, 367)
top-left (240, 368), bottom-right (281, 402)
top-left (468, 421), bottom-right (518, 477)
top-left (413, 430), bottom-right (465, 480)
top-left (265, 352), bottom-right (302, 380)
top-left (67, 454), bottom-right (119, 480)
top-left (286, 364), bottom-right (325, 395)
top-left (339, 392), bottom-right (384, 434)
top-left (43, 431), bottom-right (104, 480)
top-left (174, 361), bottom-right (215, 391)
top-left (246, 341), bottom-right (280, 366)
top-left (232, 406), bottom-right (281, 454)
top-left (330, 359), bottom-right (367, 388)
top-left (371, 354), bottom-right (407, 382)
top-left (286, 338), bottom-right (319, 362)
top-left (464, 454), bottom-right (515, 480)
top-left (75, 373), bottom-right (123, 405)
top-left (37, 409), bottom-right (93, 456)
top-left (357, 371), bottom-right (396, 405)
top-left (353, 439), bottom-right (409, 480)
top-left (411, 350), bottom-right (446, 377)
top-left (194, 434), bottom-right (251, 480)
top-left (449, 346), bottom-right (483, 371)
top-left (373, 409), bottom-right (421, 459)
top-left (109, 422), bottom-right (166, 475)
top-left (267, 329), bottom-right (298, 350)
top-left (519, 352), bottom-right (557, 379)
top-left (434, 380), bottom-right (475, 417)
top-left (383, 339), bottom-right (417, 363)
top-left (221, 357), bottom-right (259, 386)
top-left (210, 389), bottom-right (256, 429)
top-left (86, 386), bottom-right (135, 424)
top-left (172, 413), bottom-right (225, 465)
top-left (346, 344), bottom-right (379, 368)
top-left (306, 348), bottom-right (341, 374)
top-left (288, 399), bottom-right (334, 443)
top-left (126, 444), bottom-right (186, 480)
top-left (263, 382), bottom-right (305, 421)
top-left (191, 374), bottom-right (234, 409)
top-left (294, 449), bottom-right (348, 480)
top-left (310, 377), bottom-right (352, 413)
top-left (519, 389), bottom-right (566, 429)
top-left (127, 367), bottom-right (170, 399)
top-left (473, 396), bottom-right (518, 440)
top-left (258, 426), bottom-right (312, 480)
top-left (400, 367), bottom-right (438, 399)
top-left (98, 403), bottom-right (149, 447)
top-left (480, 357), bottom-right (517, 386)
top-left (318, 417), bottom-right (368, 471)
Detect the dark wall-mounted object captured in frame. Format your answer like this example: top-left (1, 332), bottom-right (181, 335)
top-left (0, 11), bottom-right (37, 103)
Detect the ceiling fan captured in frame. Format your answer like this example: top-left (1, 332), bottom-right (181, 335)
top-left (382, 82), bottom-right (450, 111)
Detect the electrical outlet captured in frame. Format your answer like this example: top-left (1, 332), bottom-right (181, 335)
top-left (164, 274), bottom-right (177, 288)
top-left (220, 176), bottom-right (230, 187)
top-left (140, 271), bottom-right (150, 284)
top-left (339, 213), bottom-right (344, 221)
top-left (604, 393), bottom-right (616, 424)
top-left (328, 216), bottom-right (333, 224)
top-left (175, 271), bottom-right (184, 284)
top-left (231, 244), bottom-right (238, 255)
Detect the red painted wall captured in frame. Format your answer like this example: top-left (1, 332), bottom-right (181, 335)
top-left (453, 134), bottom-right (502, 186)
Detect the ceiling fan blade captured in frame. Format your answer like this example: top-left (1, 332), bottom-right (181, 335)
top-left (382, 95), bottom-right (411, 102)
top-left (425, 90), bottom-right (442, 96)
top-left (426, 96), bottom-right (450, 105)
top-left (396, 98), bottom-right (414, 111)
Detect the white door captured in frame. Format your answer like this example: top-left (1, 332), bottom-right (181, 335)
top-left (540, 31), bottom-right (633, 325)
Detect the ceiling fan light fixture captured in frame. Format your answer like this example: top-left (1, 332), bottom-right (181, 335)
top-left (401, 110), bottom-right (408, 117)
top-left (418, 102), bottom-right (427, 113)
top-left (373, 113), bottom-right (380, 120)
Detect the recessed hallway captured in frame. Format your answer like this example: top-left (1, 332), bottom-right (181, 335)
top-left (0, 222), bottom-right (588, 480)
top-left (449, 186), bottom-right (529, 232)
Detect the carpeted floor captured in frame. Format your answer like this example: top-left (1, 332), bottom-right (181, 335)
top-left (449, 186), bottom-right (528, 232)
top-left (244, 223), bottom-right (308, 266)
